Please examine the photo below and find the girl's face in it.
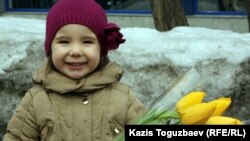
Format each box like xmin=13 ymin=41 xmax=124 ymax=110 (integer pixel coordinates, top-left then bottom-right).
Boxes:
xmin=51 ymin=24 xmax=101 ymax=79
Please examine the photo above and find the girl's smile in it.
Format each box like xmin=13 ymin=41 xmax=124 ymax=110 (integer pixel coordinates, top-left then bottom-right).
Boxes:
xmin=65 ymin=62 xmax=88 ymax=71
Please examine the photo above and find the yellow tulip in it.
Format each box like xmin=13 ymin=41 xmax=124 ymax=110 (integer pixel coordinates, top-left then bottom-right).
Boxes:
xmin=179 ymin=102 xmax=217 ymax=125
xmin=208 ymin=98 xmax=231 ymax=116
xmin=176 ymin=91 xmax=205 ymax=113
xmin=205 ymin=116 xmax=243 ymax=125
xmin=175 ymin=91 xmax=242 ymax=125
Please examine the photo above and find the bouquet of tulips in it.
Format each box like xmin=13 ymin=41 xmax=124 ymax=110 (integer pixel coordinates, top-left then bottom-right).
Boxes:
xmin=114 ymin=91 xmax=243 ymax=141
xmin=136 ymin=68 xmax=243 ymax=125
xmin=114 ymin=68 xmax=243 ymax=141
xmin=135 ymin=91 xmax=242 ymax=125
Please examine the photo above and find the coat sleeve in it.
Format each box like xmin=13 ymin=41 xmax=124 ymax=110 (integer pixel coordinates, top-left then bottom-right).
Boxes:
xmin=3 ymin=90 xmax=39 ymax=141
xmin=126 ymin=89 xmax=147 ymax=124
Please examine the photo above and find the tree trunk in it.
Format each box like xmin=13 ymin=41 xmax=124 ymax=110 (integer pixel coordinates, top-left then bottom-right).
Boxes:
xmin=150 ymin=0 xmax=188 ymax=31
xmin=246 ymin=0 xmax=250 ymax=32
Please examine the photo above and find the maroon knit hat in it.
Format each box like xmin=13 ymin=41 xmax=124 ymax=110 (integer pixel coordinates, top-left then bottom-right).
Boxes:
xmin=45 ymin=0 xmax=125 ymax=57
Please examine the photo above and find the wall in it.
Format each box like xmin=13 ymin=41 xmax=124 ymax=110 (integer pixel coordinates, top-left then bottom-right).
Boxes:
xmin=0 ymin=0 xmax=4 ymax=13
xmin=188 ymin=15 xmax=248 ymax=33
xmin=1 ymin=12 xmax=248 ymax=33
xmin=108 ymin=14 xmax=249 ymax=33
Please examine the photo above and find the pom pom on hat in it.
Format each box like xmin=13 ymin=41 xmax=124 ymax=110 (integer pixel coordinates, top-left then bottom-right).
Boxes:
xmin=45 ymin=0 xmax=125 ymax=57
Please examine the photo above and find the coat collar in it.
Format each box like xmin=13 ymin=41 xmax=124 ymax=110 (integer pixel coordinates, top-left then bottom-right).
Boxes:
xmin=32 ymin=59 xmax=123 ymax=94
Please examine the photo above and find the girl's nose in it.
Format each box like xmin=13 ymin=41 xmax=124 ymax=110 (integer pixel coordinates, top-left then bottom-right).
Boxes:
xmin=69 ymin=44 xmax=82 ymax=57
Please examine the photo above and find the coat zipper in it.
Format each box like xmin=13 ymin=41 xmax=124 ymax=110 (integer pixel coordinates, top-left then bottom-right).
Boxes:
xmin=44 ymin=121 xmax=54 ymax=141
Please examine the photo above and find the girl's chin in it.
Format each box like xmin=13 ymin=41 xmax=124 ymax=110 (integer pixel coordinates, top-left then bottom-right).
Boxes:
xmin=63 ymin=71 xmax=86 ymax=79
xmin=68 ymin=74 xmax=85 ymax=79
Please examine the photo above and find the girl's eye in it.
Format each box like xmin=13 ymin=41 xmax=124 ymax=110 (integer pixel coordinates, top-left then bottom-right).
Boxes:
xmin=58 ymin=40 xmax=69 ymax=44
xmin=83 ymin=40 xmax=93 ymax=44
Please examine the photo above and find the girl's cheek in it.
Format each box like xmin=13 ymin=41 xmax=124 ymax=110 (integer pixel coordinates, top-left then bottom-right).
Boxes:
xmin=53 ymin=45 xmax=68 ymax=52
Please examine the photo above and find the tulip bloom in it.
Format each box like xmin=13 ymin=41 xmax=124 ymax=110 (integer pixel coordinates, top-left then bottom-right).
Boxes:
xmin=176 ymin=91 xmax=205 ymax=113
xmin=205 ymin=116 xmax=243 ymax=125
xmin=208 ymin=98 xmax=231 ymax=116
xmin=179 ymin=102 xmax=217 ymax=125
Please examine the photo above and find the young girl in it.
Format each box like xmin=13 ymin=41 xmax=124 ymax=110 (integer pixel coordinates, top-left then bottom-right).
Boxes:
xmin=3 ymin=0 xmax=146 ymax=140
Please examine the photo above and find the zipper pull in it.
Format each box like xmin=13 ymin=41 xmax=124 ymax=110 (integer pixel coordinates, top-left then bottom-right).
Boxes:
xmin=48 ymin=121 xmax=54 ymax=126
xmin=114 ymin=127 xmax=120 ymax=134
xmin=45 ymin=121 xmax=54 ymax=141
xmin=48 ymin=121 xmax=54 ymax=132
xmin=111 ymin=122 xmax=121 ymax=135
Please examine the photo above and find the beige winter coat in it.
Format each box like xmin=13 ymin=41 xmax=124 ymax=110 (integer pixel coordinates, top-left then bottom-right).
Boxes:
xmin=3 ymin=61 xmax=146 ymax=141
